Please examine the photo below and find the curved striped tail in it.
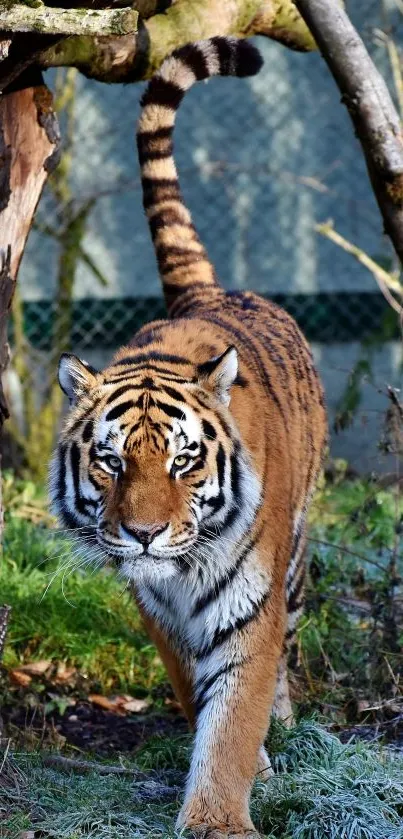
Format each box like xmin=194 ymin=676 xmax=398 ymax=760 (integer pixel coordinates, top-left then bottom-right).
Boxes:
xmin=137 ymin=37 xmax=263 ymax=314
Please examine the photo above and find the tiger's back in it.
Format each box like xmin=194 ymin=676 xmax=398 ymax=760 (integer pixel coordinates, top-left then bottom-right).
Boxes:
xmin=51 ymin=37 xmax=327 ymax=838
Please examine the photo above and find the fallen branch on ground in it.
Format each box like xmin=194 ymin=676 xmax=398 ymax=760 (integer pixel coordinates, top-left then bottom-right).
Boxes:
xmin=41 ymin=753 xmax=148 ymax=776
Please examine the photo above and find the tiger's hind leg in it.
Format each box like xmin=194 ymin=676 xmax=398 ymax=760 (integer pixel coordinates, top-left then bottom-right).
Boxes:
xmin=272 ymin=528 xmax=307 ymax=727
xmin=272 ymin=653 xmax=293 ymax=726
xmin=256 ymin=745 xmax=274 ymax=781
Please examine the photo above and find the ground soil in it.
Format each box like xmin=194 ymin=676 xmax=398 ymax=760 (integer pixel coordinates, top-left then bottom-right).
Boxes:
xmin=2 ymin=698 xmax=189 ymax=755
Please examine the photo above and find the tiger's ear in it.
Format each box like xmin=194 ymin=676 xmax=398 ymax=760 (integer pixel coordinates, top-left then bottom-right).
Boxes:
xmin=58 ymin=353 xmax=98 ymax=405
xmin=197 ymin=346 xmax=238 ymax=406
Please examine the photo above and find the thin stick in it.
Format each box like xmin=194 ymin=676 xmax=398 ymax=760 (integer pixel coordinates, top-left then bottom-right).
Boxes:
xmin=41 ymin=753 xmax=147 ymax=777
xmin=315 ymin=221 xmax=403 ymax=317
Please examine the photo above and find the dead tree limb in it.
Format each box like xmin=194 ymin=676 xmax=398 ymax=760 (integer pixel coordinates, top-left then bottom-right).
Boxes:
xmin=0 ymin=6 xmax=138 ymax=36
xmin=294 ymin=0 xmax=403 ymax=266
xmin=0 ymin=72 xmax=60 ymax=547
xmin=0 ymin=75 xmax=61 ymax=280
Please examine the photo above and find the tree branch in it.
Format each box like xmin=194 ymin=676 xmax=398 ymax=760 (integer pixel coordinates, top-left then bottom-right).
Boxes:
xmin=38 ymin=0 xmax=315 ymax=83
xmin=294 ymin=0 xmax=403 ymax=267
xmin=316 ymin=220 xmax=403 ymax=317
xmin=0 ymin=5 xmax=138 ymax=36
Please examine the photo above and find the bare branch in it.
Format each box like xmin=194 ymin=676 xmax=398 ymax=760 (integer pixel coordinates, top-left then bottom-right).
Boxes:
xmin=294 ymin=0 xmax=403 ymax=267
xmin=316 ymin=220 xmax=403 ymax=317
xmin=0 ymin=5 xmax=138 ymax=36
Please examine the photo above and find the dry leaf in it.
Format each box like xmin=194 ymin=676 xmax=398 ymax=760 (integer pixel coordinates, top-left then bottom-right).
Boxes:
xmin=10 ymin=670 xmax=32 ymax=687
xmin=17 ymin=660 xmax=52 ymax=676
xmin=89 ymin=694 xmax=124 ymax=713
xmin=54 ymin=662 xmax=76 ymax=683
xmin=89 ymin=693 xmax=150 ymax=715
xmin=120 ymin=697 xmax=150 ymax=713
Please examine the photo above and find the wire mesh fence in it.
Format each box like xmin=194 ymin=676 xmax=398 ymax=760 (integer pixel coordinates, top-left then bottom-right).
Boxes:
xmin=6 ymin=0 xmax=403 ymax=475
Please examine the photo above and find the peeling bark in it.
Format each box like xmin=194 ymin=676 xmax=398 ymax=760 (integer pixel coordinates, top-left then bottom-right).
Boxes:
xmin=0 ymin=77 xmax=61 ymax=279
xmin=295 ymin=0 xmax=403 ymax=266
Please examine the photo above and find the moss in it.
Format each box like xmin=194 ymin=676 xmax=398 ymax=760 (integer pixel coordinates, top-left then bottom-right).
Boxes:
xmin=386 ymin=173 xmax=403 ymax=206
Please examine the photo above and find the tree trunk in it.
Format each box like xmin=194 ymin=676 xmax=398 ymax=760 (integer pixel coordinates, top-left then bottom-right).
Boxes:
xmin=0 ymin=74 xmax=61 ymax=708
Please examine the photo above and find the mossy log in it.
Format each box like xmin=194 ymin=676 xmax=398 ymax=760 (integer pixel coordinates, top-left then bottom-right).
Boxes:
xmin=36 ymin=0 xmax=315 ymax=83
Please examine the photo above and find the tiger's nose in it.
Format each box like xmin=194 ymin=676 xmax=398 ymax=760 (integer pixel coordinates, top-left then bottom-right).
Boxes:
xmin=121 ymin=522 xmax=168 ymax=546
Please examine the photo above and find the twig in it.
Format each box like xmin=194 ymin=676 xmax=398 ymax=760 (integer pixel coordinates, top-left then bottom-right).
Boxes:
xmin=308 ymin=537 xmax=387 ymax=573
xmin=315 ymin=220 xmax=403 ymax=317
xmin=294 ymin=0 xmax=403 ymax=267
xmin=41 ymin=753 xmax=147 ymax=776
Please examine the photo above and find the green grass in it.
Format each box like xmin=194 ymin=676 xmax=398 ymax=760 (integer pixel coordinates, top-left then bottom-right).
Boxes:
xmin=2 ymin=721 xmax=403 ymax=839
xmin=2 ymin=516 xmax=165 ymax=694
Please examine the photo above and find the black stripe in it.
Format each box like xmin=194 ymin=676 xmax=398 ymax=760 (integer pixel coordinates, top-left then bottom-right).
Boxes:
xmin=146 ymin=582 xmax=171 ymax=610
xmin=106 ymin=384 xmax=134 ymax=404
xmin=157 ymin=245 xmax=202 ymax=269
xmin=149 ymin=210 xmax=192 ymax=238
xmin=71 ymin=441 xmax=94 ymax=516
xmin=112 ymin=351 xmax=189 ymax=367
xmin=107 ymin=367 xmax=189 ymax=385
xmin=163 ymin=385 xmax=185 ymax=402
xmin=195 ymin=662 xmax=238 ymax=715
xmin=191 ymin=522 xmax=264 ymax=617
xmin=88 ymin=472 xmax=102 ymax=492
xmin=230 ymin=445 xmax=241 ymax=500
xmin=163 ymin=280 xmax=209 ymax=306
xmin=176 ymin=42 xmax=209 ymax=80
xmin=140 ymin=78 xmax=184 ymax=110
xmin=142 ymin=179 xmax=181 ymax=211
xmin=216 ymin=443 xmax=226 ymax=488
xmin=220 ymin=503 xmax=240 ymax=532
xmin=82 ymin=420 xmax=94 ymax=443
xmin=137 ymin=128 xmax=172 ymax=165
xmin=155 ymin=400 xmax=185 ymax=421
xmin=106 ymin=400 xmax=133 ymax=422
xmin=57 ymin=445 xmax=67 ymax=502
xmin=59 ymin=506 xmax=80 ymax=531
xmin=212 ymin=36 xmax=234 ymax=75
xmin=202 ymin=419 xmax=217 ymax=440
xmin=196 ymin=590 xmax=270 ymax=659
xmin=287 ymin=571 xmax=305 ymax=613
xmin=69 ymin=400 xmax=101 ymax=435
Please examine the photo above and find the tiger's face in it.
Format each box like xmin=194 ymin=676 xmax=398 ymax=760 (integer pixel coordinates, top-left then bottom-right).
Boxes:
xmin=50 ymin=347 xmax=260 ymax=582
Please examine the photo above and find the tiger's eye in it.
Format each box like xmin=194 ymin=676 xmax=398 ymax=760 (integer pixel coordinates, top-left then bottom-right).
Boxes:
xmin=104 ymin=455 xmax=122 ymax=471
xmin=174 ymin=454 xmax=189 ymax=468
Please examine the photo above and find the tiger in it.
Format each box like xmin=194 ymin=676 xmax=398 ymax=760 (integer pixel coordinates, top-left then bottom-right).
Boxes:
xmin=50 ymin=37 xmax=327 ymax=839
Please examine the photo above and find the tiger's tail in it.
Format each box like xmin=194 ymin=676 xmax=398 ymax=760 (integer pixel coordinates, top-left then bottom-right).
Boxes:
xmin=137 ymin=37 xmax=263 ymax=315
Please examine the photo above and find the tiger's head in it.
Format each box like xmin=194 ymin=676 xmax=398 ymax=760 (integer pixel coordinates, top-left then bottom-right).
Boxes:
xmin=49 ymin=346 xmax=260 ymax=583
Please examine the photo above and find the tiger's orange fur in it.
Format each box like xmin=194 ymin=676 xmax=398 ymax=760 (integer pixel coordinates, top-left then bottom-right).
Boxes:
xmin=51 ymin=38 xmax=327 ymax=838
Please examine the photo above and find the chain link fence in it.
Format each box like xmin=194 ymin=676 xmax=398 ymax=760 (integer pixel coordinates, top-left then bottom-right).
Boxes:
xmin=6 ymin=0 xmax=403 ymax=475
